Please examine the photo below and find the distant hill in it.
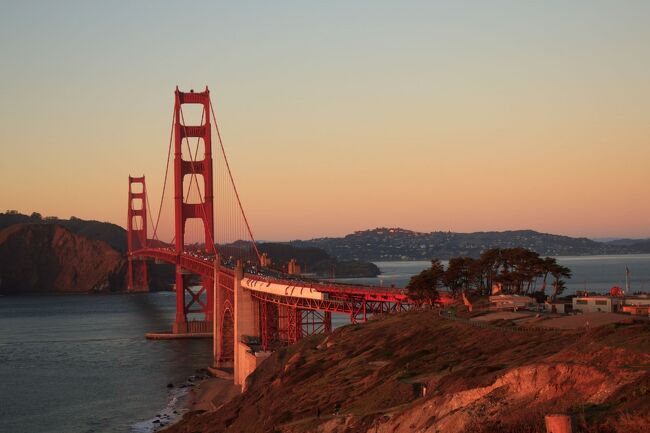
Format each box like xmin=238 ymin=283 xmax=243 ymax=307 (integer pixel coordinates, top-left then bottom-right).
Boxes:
xmin=257 ymin=242 xmax=380 ymax=278
xmin=603 ymin=238 xmax=650 ymax=248
xmin=291 ymin=227 xmax=650 ymax=261
xmin=0 ymin=211 xmax=127 ymax=252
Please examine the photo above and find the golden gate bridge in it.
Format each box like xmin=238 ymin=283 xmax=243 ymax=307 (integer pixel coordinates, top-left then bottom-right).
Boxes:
xmin=126 ymin=87 xmax=411 ymax=387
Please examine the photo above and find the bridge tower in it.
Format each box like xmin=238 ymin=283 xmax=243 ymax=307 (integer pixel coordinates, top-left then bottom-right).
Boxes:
xmin=173 ymin=87 xmax=215 ymax=333
xmin=127 ymin=176 xmax=149 ymax=291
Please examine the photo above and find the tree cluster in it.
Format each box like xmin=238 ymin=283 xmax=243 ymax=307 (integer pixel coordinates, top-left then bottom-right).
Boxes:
xmin=407 ymin=247 xmax=571 ymax=303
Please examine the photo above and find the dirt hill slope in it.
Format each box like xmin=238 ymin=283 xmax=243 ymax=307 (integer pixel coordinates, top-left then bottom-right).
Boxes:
xmin=164 ymin=311 xmax=650 ymax=433
xmin=0 ymin=223 xmax=126 ymax=293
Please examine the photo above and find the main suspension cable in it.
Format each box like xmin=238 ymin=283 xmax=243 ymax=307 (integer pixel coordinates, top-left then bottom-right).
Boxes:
xmin=150 ymin=107 xmax=176 ymax=243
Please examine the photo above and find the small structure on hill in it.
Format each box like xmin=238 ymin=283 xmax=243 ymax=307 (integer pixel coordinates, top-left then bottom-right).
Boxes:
xmin=621 ymin=304 xmax=650 ymax=316
xmin=572 ymin=295 xmax=623 ymax=313
xmin=489 ymin=295 xmax=535 ymax=311
xmin=621 ymin=295 xmax=650 ymax=316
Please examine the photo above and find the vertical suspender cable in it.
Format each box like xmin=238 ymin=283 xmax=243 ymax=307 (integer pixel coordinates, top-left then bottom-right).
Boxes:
xmin=209 ymin=98 xmax=262 ymax=263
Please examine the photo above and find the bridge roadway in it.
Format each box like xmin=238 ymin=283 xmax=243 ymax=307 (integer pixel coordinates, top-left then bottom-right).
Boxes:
xmin=131 ymin=247 xmax=410 ymax=318
xmin=132 ymin=247 xmax=411 ymax=388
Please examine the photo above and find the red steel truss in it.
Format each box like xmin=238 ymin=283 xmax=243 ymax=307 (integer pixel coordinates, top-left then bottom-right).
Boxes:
xmin=249 ymin=290 xmax=408 ymax=324
xmin=302 ymin=310 xmax=331 ymax=336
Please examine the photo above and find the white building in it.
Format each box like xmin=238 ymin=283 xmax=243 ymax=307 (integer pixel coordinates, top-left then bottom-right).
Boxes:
xmin=572 ymin=296 xmax=623 ymax=313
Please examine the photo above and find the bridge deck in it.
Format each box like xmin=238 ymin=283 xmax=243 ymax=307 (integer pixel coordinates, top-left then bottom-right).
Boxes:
xmin=131 ymin=247 xmax=409 ymax=302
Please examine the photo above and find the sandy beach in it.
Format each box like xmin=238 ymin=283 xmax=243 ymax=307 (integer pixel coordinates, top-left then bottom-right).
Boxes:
xmin=184 ymin=376 xmax=239 ymax=412
xmin=153 ymin=375 xmax=239 ymax=433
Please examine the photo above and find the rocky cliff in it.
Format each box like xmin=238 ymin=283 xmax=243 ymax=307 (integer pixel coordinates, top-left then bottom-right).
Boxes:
xmin=0 ymin=224 xmax=126 ymax=293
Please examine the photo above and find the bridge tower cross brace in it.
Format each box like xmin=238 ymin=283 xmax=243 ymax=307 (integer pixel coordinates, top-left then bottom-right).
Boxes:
xmin=127 ymin=176 xmax=149 ymax=291
xmin=173 ymin=87 xmax=215 ymax=332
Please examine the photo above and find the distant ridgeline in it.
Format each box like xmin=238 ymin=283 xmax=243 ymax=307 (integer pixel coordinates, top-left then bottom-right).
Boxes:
xmin=0 ymin=212 xmax=379 ymax=294
xmin=0 ymin=211 xmax=128 ymax=252
xmin=291 ymin=227 xmax=650 ymax=261
xmin=3 ymin=213 xmax=649 ymax=293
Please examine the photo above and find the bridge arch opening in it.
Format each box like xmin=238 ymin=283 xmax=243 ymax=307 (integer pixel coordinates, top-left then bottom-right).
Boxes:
xmin=181 ymin=137 xmax=205 ymax=162
xmin=179 ymin=102 xmax=206 ymax=127
xmin=182 ymin=173 xmax=205 ymax=204
xmin=183 ymin=217 xmax=209 ymax=250
xmin=131 ymin=197 xmax=143 ymax=211
xmin=221 ymin=302 xmax=234 ymax=363
xmin=130 ymin=182 xmax=143 ymax=194
xmin=131 ymin=215 xmax=144 ymax=230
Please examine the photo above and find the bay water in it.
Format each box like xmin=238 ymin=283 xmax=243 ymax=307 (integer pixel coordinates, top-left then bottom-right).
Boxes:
xmin=335 ymin=254 xmax=650 ymax=294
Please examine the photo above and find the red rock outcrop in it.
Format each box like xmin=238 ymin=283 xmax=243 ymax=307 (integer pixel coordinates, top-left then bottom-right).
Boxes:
xmin=0 ymin=223 xmax=126 ymax=293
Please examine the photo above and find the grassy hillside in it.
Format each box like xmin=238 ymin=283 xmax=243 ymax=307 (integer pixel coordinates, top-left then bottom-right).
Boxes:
xmin=165 ymin=311 xmax=650 ymax=433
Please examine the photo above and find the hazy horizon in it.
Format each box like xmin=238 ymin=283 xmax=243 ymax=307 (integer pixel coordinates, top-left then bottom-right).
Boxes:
xmin=2 ymin=1 xmax=650 ymax=240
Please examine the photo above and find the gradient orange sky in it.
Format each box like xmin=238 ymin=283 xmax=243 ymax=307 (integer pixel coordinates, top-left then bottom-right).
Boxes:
xmin=1 ymin=1 xmax=649 ymax=241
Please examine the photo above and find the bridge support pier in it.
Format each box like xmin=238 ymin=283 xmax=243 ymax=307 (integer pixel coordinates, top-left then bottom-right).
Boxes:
xmin=214 ymin=261 xmax=233 ymax=368
xmin=233 ymin=261 xmax=270 ymax=390
xmin=127 ymin=260 xmax=149 ymax=292
xmin=173 ymin=270 xmax=189 ymax=334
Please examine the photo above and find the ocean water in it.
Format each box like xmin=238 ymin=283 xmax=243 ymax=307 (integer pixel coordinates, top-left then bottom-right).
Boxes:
xmin=2 ymin=255 xmax=649 ymax=433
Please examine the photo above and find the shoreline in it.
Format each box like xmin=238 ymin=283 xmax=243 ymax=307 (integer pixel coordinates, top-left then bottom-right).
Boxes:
xmin=147 ymin=373 xmax=238 ymax=433
xmin=182 ymin=374 xmax=239 ymax=413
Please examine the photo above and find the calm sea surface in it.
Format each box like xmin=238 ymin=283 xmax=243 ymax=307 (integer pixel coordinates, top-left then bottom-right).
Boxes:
xmin=2 ymin=254 xmax=649 ymax=433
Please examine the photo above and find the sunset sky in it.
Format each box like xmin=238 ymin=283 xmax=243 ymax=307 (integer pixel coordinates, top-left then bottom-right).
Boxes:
xmin=1 ymin=1 xmax=649 ymax=241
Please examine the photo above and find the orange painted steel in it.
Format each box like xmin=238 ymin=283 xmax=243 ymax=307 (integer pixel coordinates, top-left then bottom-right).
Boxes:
xmin=173 ymin=87 xmax=215 ymax=328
